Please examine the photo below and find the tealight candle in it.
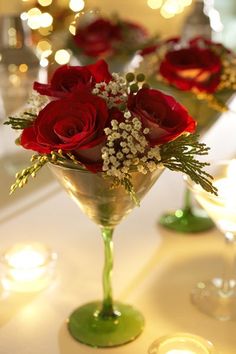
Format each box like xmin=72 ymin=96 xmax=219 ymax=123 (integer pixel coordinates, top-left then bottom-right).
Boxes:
xmin=1 ymin=243 xmax=57 ymax=292
xmin=148 ymin=333 xmax=217 ymax=354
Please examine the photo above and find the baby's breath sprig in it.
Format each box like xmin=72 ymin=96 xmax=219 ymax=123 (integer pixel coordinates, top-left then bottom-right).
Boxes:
xmin=92 ymin=71 xmax=148 ymax=111
xmin=159 ymin=134 xmax=217 ymax=195
xmin=10 ymin=154 xmax=48 ymax=194
xmin=101 ymin=109 xmax=163 ymax=203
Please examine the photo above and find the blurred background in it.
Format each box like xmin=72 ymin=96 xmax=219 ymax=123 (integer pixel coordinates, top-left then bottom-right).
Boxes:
xmin=0 ymin=0 xmax=236 ymax=119
xmin=0 ymin=0 xmax=236 ymax=71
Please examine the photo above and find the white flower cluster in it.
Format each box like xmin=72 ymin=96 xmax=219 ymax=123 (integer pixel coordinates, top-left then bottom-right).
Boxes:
xmin=14 ymin=91 xmax=49 ymax=120
xmin=101 ymin=110 xmax=163 ymax=180
xmin=92 ymin=73 xmax=128 ymax=108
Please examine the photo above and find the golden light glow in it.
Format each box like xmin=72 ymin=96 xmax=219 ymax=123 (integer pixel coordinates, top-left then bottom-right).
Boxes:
xmin=38 ymin=0 xmax=53 ymax=6
xmin=40 ymin=58 xmax=49 ymax=67
xmin=40 ymin=12 xmax=53 ymax=28
xmin=37 ymin=39 xmax=52 ymax=51
xmin=147 ymin=0 xmax=163 ymax=10
xmin=147 ymin=0 xmax=192 ymax=18
xmin=69 ymin=21 xmax=76 ymax=35
xmin=27 ymin=8 xmax=42 ymax=29
xmin=8 ymin=64 xmax=17 ymax=73
xmin=19 ymin=64 xmax=29 ymax=73
xmin=2 ymin=243 xmax=57 ymax=292
xmin=69 ymin=0 xmax=85 ymax=12
xmin=55 ymin=49 xmax=71 ymax=64
xmin=27 ymin=7 xmax=41 ymax=17
xmin=20 ymin=12 xmax=28 ymax=21
xmin=38 ymin=26 xmax=53 ymax=36
xmin=37 ymin=40 xmax=52 ymax=59
xmin=9 ymin=74 xmax=21 ymax=86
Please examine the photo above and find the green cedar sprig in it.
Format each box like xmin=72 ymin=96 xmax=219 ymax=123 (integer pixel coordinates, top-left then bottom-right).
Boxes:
xmin=121 ymin=177 xmax=140 ymax=206
xmin=160 ymin=133 xmax=217 ymax=195
xmin=4 ymin=112 xmax=36 ymax=130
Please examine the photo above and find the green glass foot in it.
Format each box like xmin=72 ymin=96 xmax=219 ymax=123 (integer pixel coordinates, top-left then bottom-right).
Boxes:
xmin=68 ymin=301 xmax=144 ymax=347
xmin=159 ymin=208 xmax=215 ymax=233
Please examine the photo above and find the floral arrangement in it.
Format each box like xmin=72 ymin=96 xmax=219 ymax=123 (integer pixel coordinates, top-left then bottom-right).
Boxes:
xmin=70 ymin=12 xmax=153 ymax=61
xmin=138 ymin=36 xmax=236 ymax=112
xmin=5 ymin=59 xmax=216 ymax=200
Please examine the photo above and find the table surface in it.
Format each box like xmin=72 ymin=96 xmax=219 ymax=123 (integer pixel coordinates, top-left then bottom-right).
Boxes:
xmin=1 ymin=100 xmax=236 ymax=354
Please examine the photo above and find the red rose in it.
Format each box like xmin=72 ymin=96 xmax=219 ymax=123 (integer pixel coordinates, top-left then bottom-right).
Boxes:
xmin=128 ymin=88 xmax=196 ymax=146
xmin=74 ymin=18 xmax=121 ymax=57
xmin=33 ymin=60 xmax=112 ymax=98
xmin=20 ymin=91 xmax=110 ymax=172
xmin=159 ymin=46 xmax=222 ymax=93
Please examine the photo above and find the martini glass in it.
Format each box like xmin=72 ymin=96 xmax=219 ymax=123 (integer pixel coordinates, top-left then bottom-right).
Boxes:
xmin=49 ymin=162 xmax=163 ymax=347
xmin=185 ymin=159 xmax=236 ymax=320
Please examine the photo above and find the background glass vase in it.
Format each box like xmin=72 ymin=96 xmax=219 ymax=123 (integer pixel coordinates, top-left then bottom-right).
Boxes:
xmin=149 ymin=80 xmax=233 ymax=233
xmin=0 ymin=15 xmax=46 ymax=176
xmin=49 ymin=162 xmax=163 ymax=347
xmin=0 ymin=15 xmax=40 ymax=118
xmin=74 ymin=52 xmax=135 ymax=74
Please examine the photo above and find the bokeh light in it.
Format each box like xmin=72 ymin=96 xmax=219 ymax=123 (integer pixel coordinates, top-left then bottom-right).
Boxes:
xmin=147 ymin=0 xmax=163 ymax=10
xmin=38 ymin=0 xmax=53 ymax=6
xmin=69 ymin=0 xmax=85 ymax=12
xmin=147 ymin=0 xmax=192 ymax=18
xmin=54 ymin=49 xmax=71 ymax=64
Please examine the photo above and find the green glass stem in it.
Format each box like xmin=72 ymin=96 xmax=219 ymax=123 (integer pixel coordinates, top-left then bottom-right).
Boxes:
xmin=182 ymin=188 xmax=193 ymax=214
xmin=100 ymin=226 xmax=116 ymax=318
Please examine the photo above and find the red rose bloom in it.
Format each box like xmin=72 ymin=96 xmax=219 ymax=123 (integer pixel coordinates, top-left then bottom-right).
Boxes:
xmin=128 ymin=88 xmax=196 ymax=146
xmin=159 ymin=46 xmax=222 ymax=94
xmin=74 ymin=18 xmax=121 ymax=57
xmin=20 ymin=91 xmax=110 ymax=171
xmin=33 ymin=60 xmax=112 ymax=98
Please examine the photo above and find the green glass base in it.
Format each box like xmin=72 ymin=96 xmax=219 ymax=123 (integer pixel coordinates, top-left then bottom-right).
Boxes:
xmin=159 ymin=208 xmax=215 ymax=233
xmin=68 ymin=301 xmax=144 ymax=347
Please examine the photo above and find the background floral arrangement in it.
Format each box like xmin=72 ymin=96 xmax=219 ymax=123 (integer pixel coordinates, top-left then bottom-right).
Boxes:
xmin=69 ymin=11 xmax=155 ymax=63
xmin=138 ymin=36 xmax=236 ymax=113
xmin=5 ymin=59 xmax=216 ymax=200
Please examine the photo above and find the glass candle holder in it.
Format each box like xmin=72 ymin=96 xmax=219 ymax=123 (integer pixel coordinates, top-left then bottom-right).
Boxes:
xmin=1 ymin=242 xmax=57 ymax=292
xmin=148 ymin=333 xmax=217 ymax=354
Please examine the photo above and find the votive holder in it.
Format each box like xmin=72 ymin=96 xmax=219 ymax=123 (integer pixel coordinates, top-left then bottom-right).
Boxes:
xmin=148 ymin=332 xmax=217 ymax=354
xmin=1 ymin=242 xmax=57 ymax=292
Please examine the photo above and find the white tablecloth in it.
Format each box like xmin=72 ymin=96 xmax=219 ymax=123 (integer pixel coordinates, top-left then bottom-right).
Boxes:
xmin=1 ymin=101 xmax=236 ymax=354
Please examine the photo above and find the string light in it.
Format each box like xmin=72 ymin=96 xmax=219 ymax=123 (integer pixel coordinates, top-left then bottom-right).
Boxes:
xmin=147 ymin=0 xmax=192 ymax=18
